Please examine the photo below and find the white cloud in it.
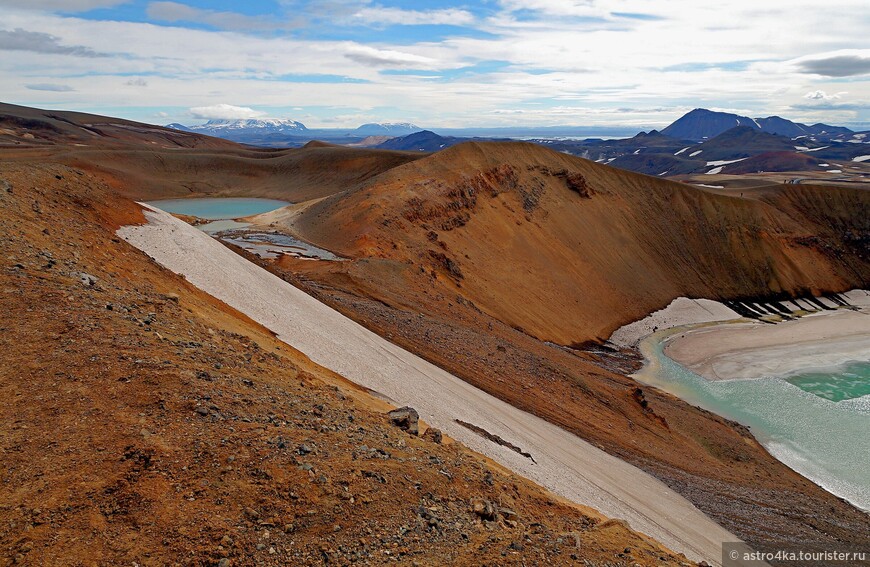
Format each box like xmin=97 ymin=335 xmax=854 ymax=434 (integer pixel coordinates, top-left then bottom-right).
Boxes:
xmin=352 ymin=7 xmax=475 ymax=26
xmin=1 ymin=1 xmax=869 ymax=127
xmin=497 ymin=0 xmax=607 ymax=18
xmin=145 ymin=2 xmax=291 ymax=31
xmin=790 ymin=50 xmax=870 ymax=77
xmin=0 ymin=28 xmax=110 ymax=57
xmin=344 ymin=45 xmax=439 ymax=68
xmin=803 ymin=90 xmax=844 ymax=101
xmin=0 ymin=0 xmax=127 ymax=11
xmin=25 ymin=82 xmax=74 ymax=91
xmin=189 ymin=104 xmax=266 ymax=120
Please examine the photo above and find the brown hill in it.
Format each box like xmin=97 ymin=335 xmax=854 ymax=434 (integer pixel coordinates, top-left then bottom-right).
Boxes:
xmin=260 ymin=141 xmax=870 ymax=552
xmin=3 ymin=105 xmax=869 ymax=559
xmin=1 ymin=102 xmax=424 ymax=202
xmin=0 ymin=101 xmax=240 ymax=150
xmin=726 ymin=151 xmax=822 ymax=174
xmin=0 ymin=157 xmax=685 ymax=563
xmin=289 ymin=141 xmax=869 ymax=345
xmin=59 ymin=143 xmax=424 ymax=202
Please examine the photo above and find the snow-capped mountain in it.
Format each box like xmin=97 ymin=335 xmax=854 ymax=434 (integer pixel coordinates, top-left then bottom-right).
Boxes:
xmin=354 ymin=122 xmax=420 ymax=136
xmin=180 ymin=118 xmax=309 ymax=135
xmin=165 ymin=122 xmax=193 ymax=132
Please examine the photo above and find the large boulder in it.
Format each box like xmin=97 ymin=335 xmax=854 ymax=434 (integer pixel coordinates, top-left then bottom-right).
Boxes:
xmin=387 ymin=406 xmax=419 ymax=435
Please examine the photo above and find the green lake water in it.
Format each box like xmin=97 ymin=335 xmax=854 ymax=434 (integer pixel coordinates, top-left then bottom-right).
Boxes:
xmin=785 ymin=362 xmax=870 ymax=402
xmin=635 ymin=328 xmax=870 ymax=512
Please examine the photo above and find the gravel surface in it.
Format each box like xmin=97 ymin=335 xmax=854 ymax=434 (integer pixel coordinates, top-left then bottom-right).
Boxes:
xmin=120 ymin=205 xmax=740 ymax=565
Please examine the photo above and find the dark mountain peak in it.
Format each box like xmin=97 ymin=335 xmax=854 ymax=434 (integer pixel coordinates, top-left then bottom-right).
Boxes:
xmin=713 ymin=125 xmax=767 ymax=138
xmin=708 ymin=125 xmax=791 ymax=144
xmin=754 ymin=116 xmax=809 ymax=137
xmin=662 ymin=108 xmax=759 ymax=141
xmin=697 ymin=126 xmax=793 ymax=158
xmin=375 ymin=130 xmax=458 ymax=152
xmin=634 ymin=129 xmax=666 ymax=138
xmin=807 ymin=123 xmax=853 ymax=135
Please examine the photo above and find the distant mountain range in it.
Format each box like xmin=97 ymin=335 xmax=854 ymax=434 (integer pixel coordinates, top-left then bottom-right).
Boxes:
xmin=167 ymin=118 xmax=308 ymax=137
xmin=354 ymin=123 xmax=420 ymax=136
xmin=165 ymin=119 xmax=420 ymax=145
xmin=161 ymin=109 xmax=869 ymax=178
xmin=661 ymin=108 xmax=855 ymax=142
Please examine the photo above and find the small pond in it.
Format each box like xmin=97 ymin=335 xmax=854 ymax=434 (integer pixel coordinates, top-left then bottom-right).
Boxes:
xmin=146 ymin=197 xmax=340 ymax=261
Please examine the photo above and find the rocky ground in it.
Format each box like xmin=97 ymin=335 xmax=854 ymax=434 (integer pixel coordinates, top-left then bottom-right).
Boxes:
xmin=261 ymin=253 xmax=870 ymax=554
xmin=0 ymin=163 xmax=693 ymax=565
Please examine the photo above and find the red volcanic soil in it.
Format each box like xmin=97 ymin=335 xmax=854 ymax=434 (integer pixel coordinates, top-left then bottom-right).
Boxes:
xmin=3 ymin=103 xmax=868 ymax=561
xmin=289 ymin=141 xmax=869 ymax=345
xmin=255 ymin=140 xmax=870 ymax=551
xmin=0 ymin=159 xmax=685 ymax=562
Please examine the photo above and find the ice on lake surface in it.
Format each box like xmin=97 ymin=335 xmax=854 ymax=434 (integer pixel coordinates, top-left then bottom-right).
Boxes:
xmin=222 ymin=231 xmax=341 ymax=261
xmin=635 ymin=332 xmax=870 ymax=512
xmin=146 ymin=197 xmax=340 ymax=261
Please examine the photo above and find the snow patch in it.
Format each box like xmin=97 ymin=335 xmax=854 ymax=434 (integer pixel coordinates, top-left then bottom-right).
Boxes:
xmin=705 ymin=166 xmax=724 ymax=175
xmin=706 ymin=157 xmax=748 ymax=167
xmin=852 ymin=155 xmax=870 ymax=162
xmin=694 ymin=184 xmax=724 ymax=189
xmin=674 ymin=147 xmax=690 ymax=156
xmin=827 ymin=170 xmax=842 ymax=173
xmin=689 ymin=150 xmax=703 ymax=157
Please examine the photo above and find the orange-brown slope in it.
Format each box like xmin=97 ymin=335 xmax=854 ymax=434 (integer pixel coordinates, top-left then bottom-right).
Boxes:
xmin=0 ymin=101 xmax=240 ymax=150
xmin=53 ymin=143 xmax=424 ymax=202
xmin=265 ymin=141 xmax=870 ymax=550
xmin=0 ymin=102 xmax=424 ymax=203
xmin=0 ymin=160 xmax=685 ymax=565
xmin=290 ymin=141 xmax=869 ymax=345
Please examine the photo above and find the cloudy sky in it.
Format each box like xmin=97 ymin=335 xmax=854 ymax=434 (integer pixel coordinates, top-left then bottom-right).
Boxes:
xmin=1 ymin=0 xmax=868 ymax=129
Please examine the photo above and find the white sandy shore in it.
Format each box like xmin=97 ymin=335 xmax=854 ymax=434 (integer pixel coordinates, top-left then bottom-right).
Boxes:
xmin=609 ymin=298 xmax=741 ymax=348
xmin=664 ymin=308 xmax=870 ymax=381
xmin=120 ymin=206 xmax=739 ymax=565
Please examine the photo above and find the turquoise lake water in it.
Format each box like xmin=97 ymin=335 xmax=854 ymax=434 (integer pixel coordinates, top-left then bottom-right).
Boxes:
xmin=786 ymin=362 xmax=870 ymax=402
xmin=146 ymin=197 xmax=290 ymax=220
xmin=635 ymin=329 xmax=870 ymax=512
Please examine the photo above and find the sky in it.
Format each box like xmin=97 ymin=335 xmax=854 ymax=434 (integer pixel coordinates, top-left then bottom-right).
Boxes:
xmin=0 ymin=0 xmax=868 ymax=129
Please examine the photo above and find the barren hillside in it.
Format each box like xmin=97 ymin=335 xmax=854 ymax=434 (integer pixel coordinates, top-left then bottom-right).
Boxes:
xmin=287 ymin=141 xmax=869 ymax=345
xmin=0 ymin=161 xmax=684 ymax=565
